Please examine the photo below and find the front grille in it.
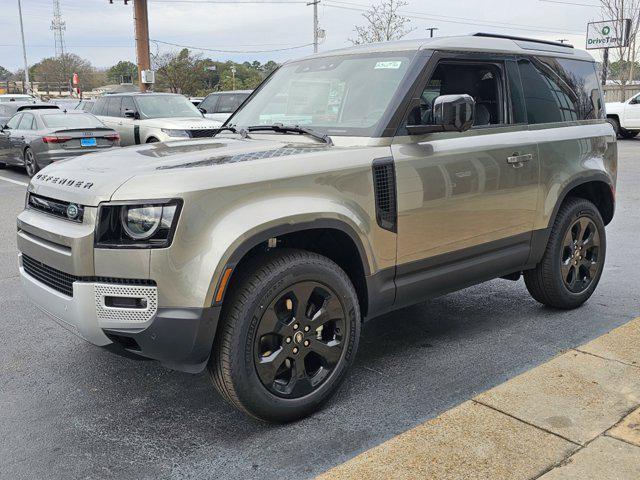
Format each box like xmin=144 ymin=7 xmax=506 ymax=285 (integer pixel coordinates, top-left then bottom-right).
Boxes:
xmin=27 ymin=193 xmax=84 ymax=223
xmin=22 ymin=254 xmax=77 ymax=296
xmin=188 ymin=129 xmax=217 ymax=138
xmin=22 ymin=254 xmax=155 ymax=298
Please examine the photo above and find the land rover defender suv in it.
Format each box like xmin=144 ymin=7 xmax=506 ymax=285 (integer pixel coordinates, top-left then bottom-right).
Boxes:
xmin=18 ymin=34 xmax=616 ymax=422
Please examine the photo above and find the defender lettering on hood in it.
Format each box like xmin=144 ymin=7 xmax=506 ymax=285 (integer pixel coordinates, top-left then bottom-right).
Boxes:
xmin=34 ymin=173 xmax=94 ymax=189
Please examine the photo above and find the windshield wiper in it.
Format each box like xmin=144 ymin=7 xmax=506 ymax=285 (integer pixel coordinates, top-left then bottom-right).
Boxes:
xmin=212 ymin=125 xmax=250 ymax=138
xmin=246 ymin=123 xmax=333 ymax=145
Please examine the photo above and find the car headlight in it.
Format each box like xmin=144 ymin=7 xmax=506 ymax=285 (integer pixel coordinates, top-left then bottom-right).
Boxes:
xmin=161 ymin=128 xmax=190 ymax=138
xmin=95 ymin=200 xmax=182 ymax=248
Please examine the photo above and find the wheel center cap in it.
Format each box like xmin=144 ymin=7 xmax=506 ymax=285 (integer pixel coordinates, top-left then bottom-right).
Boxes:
xmin=294 ymin=331 xmax=304 ymax=345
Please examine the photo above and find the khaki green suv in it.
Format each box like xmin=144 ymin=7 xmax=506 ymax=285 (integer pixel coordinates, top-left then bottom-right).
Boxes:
xmin=17 ymin=34 xmax=616 ymax=422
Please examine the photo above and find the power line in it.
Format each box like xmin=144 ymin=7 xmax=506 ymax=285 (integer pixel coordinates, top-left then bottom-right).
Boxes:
xmin=149 ymin=0 xmax=308 ymax=3
xmin=150 ymin=38 xmax=314 ymax=53
xmin=538 ymin=0 xmax=600 ymax=7
xmin=324 ymin=0 xmax=585 ymax=35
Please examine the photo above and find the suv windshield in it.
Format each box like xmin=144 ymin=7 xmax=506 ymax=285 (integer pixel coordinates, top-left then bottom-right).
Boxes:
xmin=135 ymin=95 xmax=203 ymax=119
xmin=230 ymin=52 xmax=415 ymax=136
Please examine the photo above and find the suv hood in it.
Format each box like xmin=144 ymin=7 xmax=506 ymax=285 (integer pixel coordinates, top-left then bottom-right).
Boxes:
xmin=140 ymin=117 xmax=223 ymax=129
xmin=27 ymin=137 xmax=333 ymax=206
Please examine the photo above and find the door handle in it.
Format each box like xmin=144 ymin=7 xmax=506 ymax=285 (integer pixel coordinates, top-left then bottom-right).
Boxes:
xmin=507 ymin=153 xmax=533 ymax=167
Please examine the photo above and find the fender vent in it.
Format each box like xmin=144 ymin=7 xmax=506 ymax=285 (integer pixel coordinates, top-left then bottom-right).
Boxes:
xmin=372 ymin=157 xmax=397 ymax=233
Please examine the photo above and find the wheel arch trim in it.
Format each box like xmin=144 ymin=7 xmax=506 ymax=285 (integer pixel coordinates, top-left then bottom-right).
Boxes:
xmin=208 ymin=217 xmax=374 ymax=307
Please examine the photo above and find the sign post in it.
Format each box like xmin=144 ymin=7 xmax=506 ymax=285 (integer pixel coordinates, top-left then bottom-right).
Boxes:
xmin=586 ymin=19 xmax=632 ymax=86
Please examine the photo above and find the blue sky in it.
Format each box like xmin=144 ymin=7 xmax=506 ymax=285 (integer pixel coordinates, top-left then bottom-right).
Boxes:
xmin=1 ymin=0 xmax=604 ymax=72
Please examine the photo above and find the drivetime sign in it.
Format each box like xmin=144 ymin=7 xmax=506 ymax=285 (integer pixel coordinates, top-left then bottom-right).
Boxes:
xmin=586 ymin=19 xmax=632 ymax=50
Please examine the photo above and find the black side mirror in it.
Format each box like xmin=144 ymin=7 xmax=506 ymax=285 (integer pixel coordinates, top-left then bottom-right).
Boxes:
xmin=407 ymin=94 xmax=475 ymax=135
xmin=124 ymin=110 xmax=137 ymax=119
xmin=198 ymin=107 xmax=207 ymax=114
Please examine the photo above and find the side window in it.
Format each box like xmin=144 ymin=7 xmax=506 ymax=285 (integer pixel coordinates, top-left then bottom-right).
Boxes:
xmin=199 ymin=94 xmax=218 ymax=113
xmin=121 ymin=97 xmax=136 ymax=117
xmin=412 ymin=62 xmax=505 ymax=127
xmin=216 ymin=94 xmax=238 ymax=113
xmin=106 ymin=97 xmax=122 ymax=117
xmin=93 ymin=98 xmax=107 ymax=116
xmin=537 ymin=57 xmax=603 ymax=120
xmin=518 ymin=58 xmax=593 ymax=124
xmin=18 ymin=113 xmax=34 ymax=130
xmin=506 ymin=61 xmax=527 ymax=124
xmin=6 ymin=114 xmax=22 ymax=129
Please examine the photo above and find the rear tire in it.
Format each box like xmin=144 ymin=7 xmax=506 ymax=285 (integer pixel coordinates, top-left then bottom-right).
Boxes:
xmin=607 ymin=117 xmax=620 ymax=136
xmin=208 ymin=249 xmax=361 ymax=423
xmin=24 ymin=148 xmax=40 ymax=178
xmin=146 ymin=137 xmax=159 ymax=143
xmin=524 ymin=198 xmax=606 ymax=309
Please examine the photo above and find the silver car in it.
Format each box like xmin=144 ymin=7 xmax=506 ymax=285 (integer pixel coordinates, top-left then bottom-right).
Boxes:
xmin=0 ymin=110 xmax=120 ymax=177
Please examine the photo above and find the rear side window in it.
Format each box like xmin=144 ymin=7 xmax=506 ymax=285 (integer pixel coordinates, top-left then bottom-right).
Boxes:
xmin=518 ymin=57 xmax=602 ymax=124
xmin=539 ymin=57 xmax=603 ymax=120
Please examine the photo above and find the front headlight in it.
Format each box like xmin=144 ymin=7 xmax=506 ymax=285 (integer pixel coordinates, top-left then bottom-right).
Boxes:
xmin=161 ymin=128 xmax=190 ymax=138
xmin=95 ymin=200 xmax=181 ymax=248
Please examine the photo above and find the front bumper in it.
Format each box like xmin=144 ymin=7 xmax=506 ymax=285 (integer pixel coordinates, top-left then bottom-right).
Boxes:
xmin=20 ymin=258 xmax=220 ymax=373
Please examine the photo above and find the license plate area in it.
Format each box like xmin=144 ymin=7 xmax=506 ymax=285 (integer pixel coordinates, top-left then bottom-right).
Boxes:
xmin=80 ymin=137 xmax=97 ymax=147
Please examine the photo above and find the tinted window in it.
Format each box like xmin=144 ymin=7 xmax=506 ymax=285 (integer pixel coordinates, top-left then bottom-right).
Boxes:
xmin=135 ymin=95 xmax=202 ymax=119
xmin=538 ymin=57 xmax=603 ymax=120
xmin=518 ymin=57 xmax=601 ymax=124
xmin=106 ymin=97 xmax=122 ymax=117
xmin=6 ymin=114 xmax=22 ymax=129
xmin=93 ymin=97 xmax=108 ymax=116
xmin=18 ymin=113 xmax=34 ymax=130
xmin=41 ymin=113 xmax=104 ymax=129
xmin=121 ymin=96 xmax=136 ymax=116
xmin=199 ymin=94 xmax=218 ymax=113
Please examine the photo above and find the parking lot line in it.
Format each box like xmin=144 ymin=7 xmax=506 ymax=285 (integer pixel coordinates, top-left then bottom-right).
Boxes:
xmin=0 ymin=175 xmax=28 ymax=187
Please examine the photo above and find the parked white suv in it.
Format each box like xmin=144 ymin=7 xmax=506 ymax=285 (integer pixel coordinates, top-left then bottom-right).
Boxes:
xmin=606 ymin=92 xmax=640 ymax=139
xmin=93 ymin=93 xmax=222 ymax=146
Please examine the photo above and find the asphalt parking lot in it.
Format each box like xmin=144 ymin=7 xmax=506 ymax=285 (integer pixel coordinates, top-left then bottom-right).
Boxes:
xmin=1 ymin=141 xmax=639 ymax=480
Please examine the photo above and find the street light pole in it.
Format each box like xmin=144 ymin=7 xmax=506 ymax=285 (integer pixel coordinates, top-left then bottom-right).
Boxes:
xmin=17 ymin=0 xmax=30 ymax=94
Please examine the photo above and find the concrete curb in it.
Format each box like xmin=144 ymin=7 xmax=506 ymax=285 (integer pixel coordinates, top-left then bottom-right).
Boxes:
xmin=318 ymin=317 xmax=640 ymax=480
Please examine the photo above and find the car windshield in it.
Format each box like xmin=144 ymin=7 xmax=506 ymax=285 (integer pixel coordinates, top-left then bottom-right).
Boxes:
xmin=41 ymin=113 xmax=105 ymax=129
xmin=230 ymin=52 xmax=415 ymax=136
xmin=135 ymin=95 xmax=203 ymax=119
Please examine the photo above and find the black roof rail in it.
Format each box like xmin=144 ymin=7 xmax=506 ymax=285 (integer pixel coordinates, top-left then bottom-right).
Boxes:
xmin=473 ymin=32 xmax=574 ymax=49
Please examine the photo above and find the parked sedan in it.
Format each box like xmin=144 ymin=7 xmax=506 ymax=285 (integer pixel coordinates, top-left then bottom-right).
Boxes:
xmin=0 ymin=110 xmax=120 ymax=177
xmin=0 ymin=102 xmax=59 ymax=126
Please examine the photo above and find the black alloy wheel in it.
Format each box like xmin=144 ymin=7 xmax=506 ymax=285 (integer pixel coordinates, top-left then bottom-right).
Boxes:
xmin=560 ymin=216 xmax=601 ymax=294
xmin=254 ymin=281 xmax=347 ymax=398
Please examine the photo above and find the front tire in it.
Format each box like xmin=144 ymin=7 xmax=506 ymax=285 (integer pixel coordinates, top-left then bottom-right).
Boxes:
xmin=209 ymin=249 xmax=361 ymax=423
xmin=607 ymin=117 xmax=620 ymax=136
xmin=24 ymin=148 xmax=40 ymax=178
xmin=524 ymin=197 xmax=606 ymax=309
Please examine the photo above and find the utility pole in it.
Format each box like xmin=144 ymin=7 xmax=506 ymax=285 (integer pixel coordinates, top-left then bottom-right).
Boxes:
xmin=133 ymin=0 xmax=151 ymax=92
xmin=426 ymin=27 xmax=438 ymax=38
xmin=308 ymin=0 xmax=320 ymax=53
xmin=17 ymin=0 xmax=30 ymax=94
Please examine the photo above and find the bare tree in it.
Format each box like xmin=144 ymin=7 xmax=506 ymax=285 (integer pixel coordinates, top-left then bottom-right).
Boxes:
xmin=600 ymin=0 xmax=640 ymax=99
xmin=349 ymin=0 xmax=415 ymax=45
